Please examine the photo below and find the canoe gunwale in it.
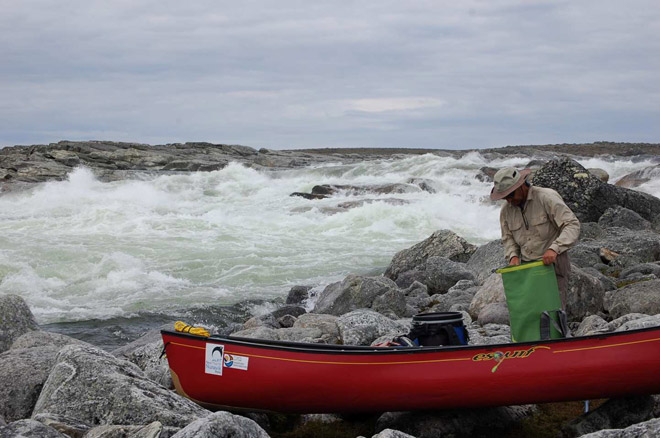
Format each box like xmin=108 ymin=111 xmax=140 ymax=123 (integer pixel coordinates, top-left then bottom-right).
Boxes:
xmin=161 ymin=324 xmax=660 ymax=356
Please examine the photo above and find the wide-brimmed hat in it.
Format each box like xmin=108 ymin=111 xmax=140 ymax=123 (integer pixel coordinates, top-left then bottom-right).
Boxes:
xmin=490 ymin=167 xmax=531 ymax=201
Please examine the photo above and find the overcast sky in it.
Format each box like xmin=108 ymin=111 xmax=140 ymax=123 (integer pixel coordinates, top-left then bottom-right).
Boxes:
xmin=2 ymin=1 xmax=659 ymax=149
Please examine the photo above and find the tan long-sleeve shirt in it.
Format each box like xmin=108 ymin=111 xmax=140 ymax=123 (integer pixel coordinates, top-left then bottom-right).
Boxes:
xmin=500 ymin=186 xmax=580 ymax=262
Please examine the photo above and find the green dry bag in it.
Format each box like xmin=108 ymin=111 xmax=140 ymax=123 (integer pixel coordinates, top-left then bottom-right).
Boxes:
xmin=497 ymin=261 xmax=564 ymax=342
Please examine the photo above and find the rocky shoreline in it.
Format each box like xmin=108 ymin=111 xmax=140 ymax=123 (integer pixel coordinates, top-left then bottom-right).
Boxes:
xmin=1 ymin=145 xmax=660 ymax=437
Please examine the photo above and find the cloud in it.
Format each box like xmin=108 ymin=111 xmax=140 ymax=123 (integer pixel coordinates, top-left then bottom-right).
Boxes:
xmin=1 ymin=0 xmax=659 ymax=149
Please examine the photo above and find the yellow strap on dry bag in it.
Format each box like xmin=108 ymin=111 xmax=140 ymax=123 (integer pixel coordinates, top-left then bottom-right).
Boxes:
xmin=174 ymin=321 xmax=210 ymax=337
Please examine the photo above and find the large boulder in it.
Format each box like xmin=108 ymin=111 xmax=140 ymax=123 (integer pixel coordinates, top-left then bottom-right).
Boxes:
xmin=0 ymin=294 xmax=39 ymax=353
xmin=566 ymin=265 xmax=610 ymax=322
xmin=561 ymin=396 xmax=656 ymax=438
xmin=427 ymin=282 xmax=479 ymax=314
xmin=384 ymin=230 xmax=477 ymax=281
xmin=293 ymin=313 xmax=340 ymax=344
xmin=468 ymin=273 xmax=505 ymax=320
xmin=422 ymin=257 xmax=476 ymax=295
xmin=466 ymin=239 xmax=507 ymax=285
xmin=375 ymin=405 xmax=536 ymax=438
xmin=577 ymin=418 xmax=660 ymax=438
xmin=170 ymin=411 xmax=269 ymax=438
xmin=336 ymin=309 xmax=407 ymax=346
xmin=313 ymin=275 xmax=398 ymax=316
xmin=615 ymin=164 xmax=660 ymax=188
xmin=531 ymin=157 xmax=660 ymax=223
xmin=598 ymin=206 xmax=652 ymax=231
xmin=32 ymin=344 xmax=208 ymax=430
xmin=604 ymin=279 xmax=660 ymax=319
xmin=0 ymin=346 xmax=62 ymax=422
xmin=0 ymin=419 xmax=66 ymax=437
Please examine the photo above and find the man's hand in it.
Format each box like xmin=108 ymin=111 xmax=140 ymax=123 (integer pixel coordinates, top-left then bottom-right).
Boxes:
xmin=542 ymin=249 xmax=558 ymax=265
xmin=509 ymin=256 xmax=521 ymax=266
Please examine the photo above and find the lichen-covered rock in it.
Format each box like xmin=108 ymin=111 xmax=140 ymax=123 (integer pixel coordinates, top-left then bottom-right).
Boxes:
xmin=371 ymin=429 xmax=416 ymax=438
xmin=32 ymin=344 xmax=208 ymax=429
xmin=604 ymin=280 xmax=660 ymax=319
xmin=0 ymin=294 xmax=39 ymax=353
xmin=170 ymin=411 xmax=269 ymax=438
xmin=0 ymin=419 xmax=66 ymax=437
xmin=337 ymin=309 xmax=407 ymax=346
xmin=384 ymin=230 xmax=477 ymax=281
xmin=112 ymin=324 xmax=174 ymax=388
xmin=606 ymin=313 xmax=650 ymax=331
xmin=532 ymin=157 xmax=660 ymax=223
xmin=313 ymin=275 xmax=399 ymax=316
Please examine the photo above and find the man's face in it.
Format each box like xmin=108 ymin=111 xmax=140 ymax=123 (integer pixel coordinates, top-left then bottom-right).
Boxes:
xmin=505 ymin=186 xmax=525 ymax=206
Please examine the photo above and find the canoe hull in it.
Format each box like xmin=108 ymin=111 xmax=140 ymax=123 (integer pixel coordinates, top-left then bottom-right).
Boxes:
xmin=161 ymin=326 xmax=660 ymax=413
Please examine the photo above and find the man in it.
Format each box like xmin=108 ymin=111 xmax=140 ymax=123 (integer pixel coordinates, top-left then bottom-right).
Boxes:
xmin=490 ymin=167 xmax=580 ymax=307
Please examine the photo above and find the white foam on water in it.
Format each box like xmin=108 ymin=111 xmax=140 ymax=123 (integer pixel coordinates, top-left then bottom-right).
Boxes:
xmin=1 ymin=154 xmax=658 ymax=324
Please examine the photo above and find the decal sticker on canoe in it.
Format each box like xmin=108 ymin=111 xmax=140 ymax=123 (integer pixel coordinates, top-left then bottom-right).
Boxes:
xmin=471 ymin=346 xmax=550 ymax=372
xmin=205 ymin=343 xmax=224 ymax=376
xmin=224 ymin=353 xmax=249 ymax=370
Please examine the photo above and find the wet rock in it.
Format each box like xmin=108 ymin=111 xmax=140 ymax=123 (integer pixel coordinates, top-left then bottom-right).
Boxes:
xmin=615 ymin=164 xmax=660 ymax=188
xmin=598 ymin=206 xmax=652 ymax=231
xmin=466 ymin=239 xmax=507 ymax=285
xmin=406 ymin=177 xmax=437 ymax=193
xmin=311 ymin=183 xmax=421 ymax=197
xmin=290 ymin=192 xmax=328 ymax=200
xmin=270 ymin=305 xmax=306 ymax=321
xmin=277 ymin=314 xmax=297 ymax=328
xmin=337 ymin=309 xmax=407 ymax=346
xmin=243 ymin=314 xmax=279 ymax=330
xmin=170 ymin=411 xmax=269 ymax=438
xmin=531 ymin=157 xmax=660 ymax=223
xmin=384 ymin=230 xmax=477 ymax=281
xmin=0 ymin=419 xmax=66 ymax=437
xmin=477 ymin=302 xmax=510 ymax=325
xmin=468 ymin=273 xmax=505 ymax=320
xmin=376 ymin=405 xmax=536 ymax=438
xmin=313 ymin=275 xmax=398 ymax=316
xmin=32 ymin=344 xmax=209 ymax=429
xmin=604 ymin=279 xmax=660 ymax=319
xmin=0 ymin=294 xmax=39 ymax=353
xmin=561 ymin=396 xmax=655 ymax=438
xmin=286 ymin=285 xmax=313 ymax=305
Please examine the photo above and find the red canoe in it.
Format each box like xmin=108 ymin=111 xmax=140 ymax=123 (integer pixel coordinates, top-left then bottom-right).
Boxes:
xmin=161 ymin=325 xmax=660 ymax=413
